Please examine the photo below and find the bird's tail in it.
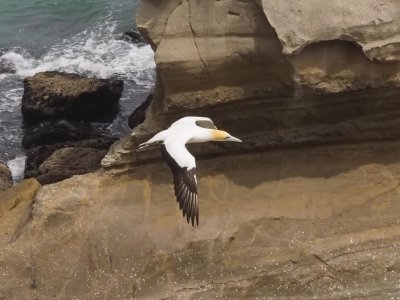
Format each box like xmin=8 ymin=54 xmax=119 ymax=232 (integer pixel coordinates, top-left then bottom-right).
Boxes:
xmin=135 ymin=130 xmax=167 ymax=152
xmin=136 ymin=141 xmax=159 ymax=152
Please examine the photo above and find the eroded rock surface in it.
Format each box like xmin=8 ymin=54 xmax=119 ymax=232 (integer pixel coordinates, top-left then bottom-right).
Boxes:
xmin=2 ymin=141 xmax=400 ymax=298
xmin=103 ymin=0 xmax=400 ymax=169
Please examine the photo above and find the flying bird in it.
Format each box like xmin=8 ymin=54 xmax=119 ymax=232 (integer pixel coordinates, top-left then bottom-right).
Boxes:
xmin=136 ymin=116 xmax=242 ymax=226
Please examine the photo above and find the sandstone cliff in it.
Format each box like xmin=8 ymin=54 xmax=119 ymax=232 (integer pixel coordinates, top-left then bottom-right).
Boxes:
xmin=1 ymin=0 xmax=400 ymax=298
xmin=104 ymin=0 xmax=400 ymax=170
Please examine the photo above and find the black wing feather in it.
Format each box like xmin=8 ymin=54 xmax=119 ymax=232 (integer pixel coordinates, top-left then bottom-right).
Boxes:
xmin=161 ymin=145 xmax=199 ymax=226
xmin=195 ymin=120 xmax=217 ymax=129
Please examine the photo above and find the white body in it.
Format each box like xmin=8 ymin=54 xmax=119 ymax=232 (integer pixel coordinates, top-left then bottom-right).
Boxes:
xmin=136 ymin=116 xmax=242 ymax=226
xmin=142 ymin=117 xmax=217 ymax=168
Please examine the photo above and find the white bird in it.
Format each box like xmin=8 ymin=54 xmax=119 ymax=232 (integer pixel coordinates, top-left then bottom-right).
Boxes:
xmin=136 ymin=116 xmax=242 ymax=226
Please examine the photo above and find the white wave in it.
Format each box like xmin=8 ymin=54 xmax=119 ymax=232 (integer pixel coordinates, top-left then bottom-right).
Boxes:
xmin=0 ymin=87 xmax=23 ymax=112
xmin=0 ymin=20 xmax=155 ymax=86
xmin=7 ymin=156 xmax=26 ymax=184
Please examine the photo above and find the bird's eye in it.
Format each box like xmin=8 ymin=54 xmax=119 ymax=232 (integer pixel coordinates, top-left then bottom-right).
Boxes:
xmin=224 ymin=136 xmax=230 ymax=140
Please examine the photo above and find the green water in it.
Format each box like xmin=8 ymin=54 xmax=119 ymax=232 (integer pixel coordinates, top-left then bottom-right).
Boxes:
xmin=0 ymin=0 xmax=155 ymax=179
xmin=0 ymin=0 xmax=138 ymax=51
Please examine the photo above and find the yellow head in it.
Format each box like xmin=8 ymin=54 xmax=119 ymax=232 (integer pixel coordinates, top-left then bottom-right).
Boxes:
xmin=211 ymin=130 xmax=242 ymax=142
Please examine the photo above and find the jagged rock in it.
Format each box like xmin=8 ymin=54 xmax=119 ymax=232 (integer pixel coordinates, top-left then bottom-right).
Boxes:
xmin=0 ymin=162 xmax=12 ymax=191
xmin=21 ymin=119 xmax=106 ymax=149
xmin=128 ymin=94 xmax=152 ymax=129
xmin=24 ymin=137 xmax=116 ymax=184
xmin=2 ymin=142 xmax=400 ymax=298
xmin=21 ymin=71 xmax=123 ymax=122
xmin=35 ymin=147 xmax=107 ymax=185
xmin=121 ymin=30 xmax=148 ymax=45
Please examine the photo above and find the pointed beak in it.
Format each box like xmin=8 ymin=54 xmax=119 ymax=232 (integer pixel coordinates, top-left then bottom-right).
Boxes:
xmin=226 ymin=136 xmax=242 ymax=143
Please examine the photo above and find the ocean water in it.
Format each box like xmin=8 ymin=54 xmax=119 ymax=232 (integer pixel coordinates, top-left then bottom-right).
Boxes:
xmin=0 ymin=0 xmax=155 ymax=180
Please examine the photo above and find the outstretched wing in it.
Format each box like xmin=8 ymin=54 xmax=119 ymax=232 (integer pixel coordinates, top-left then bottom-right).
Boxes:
xmin=161 ymin=144 xmax=199 ymax=226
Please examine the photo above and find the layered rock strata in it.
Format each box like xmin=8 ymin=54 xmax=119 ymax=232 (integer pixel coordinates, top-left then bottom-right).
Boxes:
xmin=103 ymin=0 xmax=400 ymax=169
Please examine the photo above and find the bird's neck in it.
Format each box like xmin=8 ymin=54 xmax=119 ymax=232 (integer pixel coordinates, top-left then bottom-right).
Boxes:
xmin=187 ymin=128 xmax=214 ymax=143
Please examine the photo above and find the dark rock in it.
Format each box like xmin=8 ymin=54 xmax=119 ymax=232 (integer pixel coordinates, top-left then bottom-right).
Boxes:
xmin=0 ymin=162 xmax=12 ymax=191
xmin=36 ymin=147 xmax=107 ymax=185
xmin=0 ymin=58 xmax=15 ymax=74
xmin=21 ymin=71 xmax=123 ymax=122
xmin=121 ymin=30 xmax=148 ymax=45
xmin=128 ymin=94 xmax=152 ymax=129
xmin=22 ymin=119 xmax=105 ymax=149
xmin=24 ymin=137 xmax=117 ymax=181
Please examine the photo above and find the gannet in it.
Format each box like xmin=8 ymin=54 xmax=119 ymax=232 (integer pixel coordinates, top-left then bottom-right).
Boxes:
xmin=137 ymin=116 xmax=242 ymax=226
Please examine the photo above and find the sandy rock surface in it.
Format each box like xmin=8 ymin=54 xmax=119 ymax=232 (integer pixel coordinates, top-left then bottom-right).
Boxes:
xmin=2 ymin=141 xmax=400 ymax=298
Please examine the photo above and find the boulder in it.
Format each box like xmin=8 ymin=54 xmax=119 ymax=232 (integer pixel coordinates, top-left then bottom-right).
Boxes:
xmin=21 ymin=71 xmax=124 ymax=122
xmin=36 ymin=147 xmax=107 ymax=185
xmin=22 ymin=119 xmax=106 ymax=149
xmin=128 ymin=94 xmax=152 ymax=129
xmin=0 ymin=162 xmax=12 ymax=191
xmin=121 ymin=30 xmax=148 ymax=45
xmin=24 ymin=137 xmax=116 ymax=184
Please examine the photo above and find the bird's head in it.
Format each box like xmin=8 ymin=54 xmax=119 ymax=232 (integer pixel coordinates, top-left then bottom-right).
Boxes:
xmin=211 ymin=130 xmax=242 ymax=142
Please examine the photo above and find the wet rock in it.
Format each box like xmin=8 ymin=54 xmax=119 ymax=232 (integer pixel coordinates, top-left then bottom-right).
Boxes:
xmin=22 ymin=119 xmax=105 ymax=149
xmin=121 ymin=30 xmax=148 ymax=45
xmin=128 ymin=94 xmax=152 ymax=129
xmin=0 ymin=58 xmax=15 ymax=74
xmin=0 ymin=162 xmax=12 ymax=192
xmin=35 ymin=147 xmax=107 ymax=185
xmin=24 ymin=137 xmax=117 ymax=183
xmin=21 ymin=71 xmax=124 ymax=122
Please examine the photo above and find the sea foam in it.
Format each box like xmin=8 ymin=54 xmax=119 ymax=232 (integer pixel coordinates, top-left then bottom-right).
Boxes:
xmin=0 ymin=18 xmax=155 ymax=165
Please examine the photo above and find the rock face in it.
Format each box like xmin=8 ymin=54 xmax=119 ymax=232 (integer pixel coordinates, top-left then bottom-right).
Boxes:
xmin=1 ymin=142 xmax=400 ymax=298
xmin=22 ymin=71 xmax=123 ymax=121
xmin=0 ymin=162 xmax=12 ymax=191
xmin=103 ymin=0 xmax=400 ymax=169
